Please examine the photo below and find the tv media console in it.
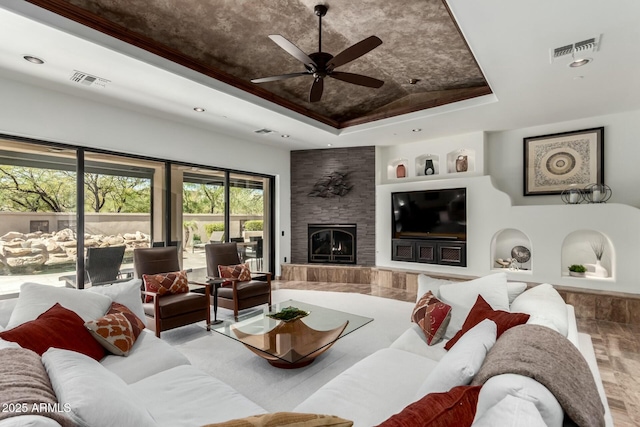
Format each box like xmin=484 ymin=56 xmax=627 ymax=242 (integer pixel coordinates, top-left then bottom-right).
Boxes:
xmin=391 ymin=238 xmax=466 ymax=267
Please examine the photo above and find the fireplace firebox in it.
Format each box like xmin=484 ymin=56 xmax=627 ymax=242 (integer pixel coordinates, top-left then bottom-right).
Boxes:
xmin=308 ymin=224 xmax=356 ymax=264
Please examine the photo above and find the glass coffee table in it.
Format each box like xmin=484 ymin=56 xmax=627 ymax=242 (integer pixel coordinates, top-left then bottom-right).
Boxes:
xmin=211 ymin=300 xmax=373 ymax=368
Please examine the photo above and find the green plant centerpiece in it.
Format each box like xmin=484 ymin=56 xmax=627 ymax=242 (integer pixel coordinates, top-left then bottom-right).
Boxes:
xmin=267 ymin=306 xmax=310 ymax=322
xmin=568 ymin=264 xmax=586 ymax=277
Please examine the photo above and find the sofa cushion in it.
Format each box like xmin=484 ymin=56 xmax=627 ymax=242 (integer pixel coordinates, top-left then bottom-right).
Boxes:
xmin=510 ymin=284 xmax=568 ymax=336
xmin=416 ymin=275 xmax=452 ymax=302
xmin=377 ymin=385 xmax=481 ymax=427
xmin=389 ymin=325 xmax=448 ymax=361
xmin=87 ymin=278 xmax=146 ymax=322
xmin=143 ymin=292 xmax=206 ymax=318
xmin=217 ymin=280 xmax=271 ymax=299
xmin=42 ymin=348 xmax=156 ymax=427
xmin=412 ymin=291 xmax=451 ymax=345
xmin=0 ymin=303 xmax=105 ymax=360
xmin=507 ymin=282 xmax=528 ymax=304
xmin=473 ymin=375 xmax=562 ymax=427
xmin=218 ymin=263 xmax=252 ymax=286
xmin=100 ymin=330 xmax=190 ymax=384
xmin=84 ymin=303 xmax=145 ymax=356
xmin=6 ymin=282 xmax=111 ymax=329
xmin=437 ymin=273 xmax=509 ymax=338
xmin=416 ymin=319 xmax=496 ymax=398
xmin=294 ymin=348 xmax=439 ymax=427
xmin=0 ymin=348 xmax=74 ymax=427
xmin=472 ymin=395 xmax=547 ymax=427
xmin=202 ymin=412 xmax=353 ymax=427
xmin=0 ymin=338 xmax=21 ymax=349
xmin=445 ymin=295 xmax=530 ymax=350
xmin=142 ymin=270 xmax=189 ymax=302
xmin=0 ymin=415 xmax=65 ymax=426
xmin=130 ymin=365 xmax=267 ymax=427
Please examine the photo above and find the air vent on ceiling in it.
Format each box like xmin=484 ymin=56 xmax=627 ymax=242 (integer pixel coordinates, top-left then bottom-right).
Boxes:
xmin=549 ymin=35 xmax=601 ymax=63
xmin=69 ymin=70 xmax=111 ymax=88
xmin=254 ymin=128 xmax=274 ymax=135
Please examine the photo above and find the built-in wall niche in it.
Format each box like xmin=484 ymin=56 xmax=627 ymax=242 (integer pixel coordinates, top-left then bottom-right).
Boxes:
xmin=446 ymin=149 xmax=475 ymax=174
xmin=561 ymin=230 xmax=614 ymax=280
xmin=415 ymin=154 xmax=440 ymax=177
xmin=490 ymin=228 xmax=533 ymax=273
xmin=387 ymin=158 xmax=409 ymax=180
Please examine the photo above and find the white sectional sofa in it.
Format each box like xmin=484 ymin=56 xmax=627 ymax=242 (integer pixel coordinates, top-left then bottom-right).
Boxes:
xmin=0 ymin=273 xmax=613 ymax=427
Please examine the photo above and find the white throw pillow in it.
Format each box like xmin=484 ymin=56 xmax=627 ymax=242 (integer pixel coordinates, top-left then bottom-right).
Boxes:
xmin=507 ymin=282 xmax=528 ymax=305
xmin=42 ymin=348 xmax=156 ymax=427
xmin=416 ymin=274 xmax=452 ymax=302
xmin=438 ymin=273 xmax=509 ymax=338
xmin=415 ymin=319 xmax=497 ymax=398
xmin=472 ymin=374 xmax=563 ymax=427
xmin=472 ymin=395 xmax=547 ymax=427
xmin=510 ymin=283 xmax=568 ymax=337
xmin=0 ymin=338 xmax=21 ymax=349
xmin=6 ymin=282 xmax=112 ymax=329
xmin=87 ymin=279 xmax=145 ymax=321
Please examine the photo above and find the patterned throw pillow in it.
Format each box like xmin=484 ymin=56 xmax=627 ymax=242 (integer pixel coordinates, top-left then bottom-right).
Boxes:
xmin=412 ymin=291 xmax=452 ymax=345
xmin=218 ymin=263 xmax=252 ymax=287
xmin=142 ymin=270 xmax=189 ymax=303
xmin=85 ymin=303 xmax=146 ymax=356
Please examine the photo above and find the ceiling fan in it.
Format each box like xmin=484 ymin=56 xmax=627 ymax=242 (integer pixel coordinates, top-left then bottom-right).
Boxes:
xmin=251 ymin=4 xmax=384 ymax=103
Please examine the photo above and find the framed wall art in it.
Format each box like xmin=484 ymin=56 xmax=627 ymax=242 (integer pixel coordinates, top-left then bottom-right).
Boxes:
xmin=523 ymin=127 xmax=604 ymax=196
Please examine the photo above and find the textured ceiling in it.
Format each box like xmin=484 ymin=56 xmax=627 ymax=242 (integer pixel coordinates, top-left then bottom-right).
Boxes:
xmin=26 ymin=0 xmax=492 ymax=128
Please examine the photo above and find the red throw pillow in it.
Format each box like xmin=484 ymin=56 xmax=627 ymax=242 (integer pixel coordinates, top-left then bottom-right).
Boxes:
xmin=445 ymin=295 xmax=530 ymax=350
xmin=142 ymin=270 xmax=189 ymax=302
xmin=0 ymin=303 xmax=106 ymax=361
xmin=412 ymin=291 xmax=452 ymax=345
xmin=218 ymin=263 xmax=252 ymax=287
xmin=84 ymin=303 xmax=146 ymax=356
xmin=376 ymin=385 xmax=482 ymax=427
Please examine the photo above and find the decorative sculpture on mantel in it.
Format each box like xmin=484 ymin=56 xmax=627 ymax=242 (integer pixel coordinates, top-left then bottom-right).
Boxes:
xmin=308 ymin=171 xmax=353 ymax=198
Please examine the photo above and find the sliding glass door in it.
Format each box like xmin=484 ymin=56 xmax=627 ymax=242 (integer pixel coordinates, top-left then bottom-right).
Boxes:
xmin=0 ymin=138 xmax=77 ymax=294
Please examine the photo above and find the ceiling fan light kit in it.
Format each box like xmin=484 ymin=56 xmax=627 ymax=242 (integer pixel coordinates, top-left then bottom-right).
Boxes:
xmin=251 ymin=3 xmax=384 ymax=103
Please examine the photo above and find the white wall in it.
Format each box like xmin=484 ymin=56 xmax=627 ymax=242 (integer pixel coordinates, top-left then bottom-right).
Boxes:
xmin=376 ymin=109 xmax=640 ymax=295
xmin=0 ymin=77 xmax=291 ymax=274
xmin=488 ymin=109 xmax=640 ymax=207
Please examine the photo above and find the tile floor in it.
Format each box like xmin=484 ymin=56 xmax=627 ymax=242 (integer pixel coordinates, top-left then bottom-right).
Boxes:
xmin=273 ymin=280 xmax=639 ymax=426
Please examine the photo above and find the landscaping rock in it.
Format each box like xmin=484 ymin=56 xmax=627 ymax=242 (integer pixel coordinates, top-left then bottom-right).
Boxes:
xmin=0 ymin=231 xmax=25 ymax=241
xmin=6 ymin=254 xmax=46 ymax=268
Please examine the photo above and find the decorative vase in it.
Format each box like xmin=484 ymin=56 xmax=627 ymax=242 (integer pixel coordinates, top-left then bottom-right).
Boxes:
xmin=396 ymin=164 xmax=406 ymax=178
xmin=424 ymin=159 xmax=435 ymax=175
xmin=593 ymin=260 xmax=608 ymax=278
xmin=455 ymin=155 xmax=468 ymax=172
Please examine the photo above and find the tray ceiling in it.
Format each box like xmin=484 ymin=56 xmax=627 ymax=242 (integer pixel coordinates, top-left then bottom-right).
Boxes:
xmin=25 ymin=0 xmax=492 ymax=129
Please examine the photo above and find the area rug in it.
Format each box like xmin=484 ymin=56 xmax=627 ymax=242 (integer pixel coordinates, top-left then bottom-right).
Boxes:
xmin=161 ymin=289 xmax=415 ymax=411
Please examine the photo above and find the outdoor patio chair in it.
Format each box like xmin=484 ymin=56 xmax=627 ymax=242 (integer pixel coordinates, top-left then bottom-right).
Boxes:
xmin=59 ymin=245 xmax=128 ymax=288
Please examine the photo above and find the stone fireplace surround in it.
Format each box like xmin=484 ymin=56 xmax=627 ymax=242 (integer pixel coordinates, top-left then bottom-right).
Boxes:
xmin=291 ymin=147 xmax=375 ymax=266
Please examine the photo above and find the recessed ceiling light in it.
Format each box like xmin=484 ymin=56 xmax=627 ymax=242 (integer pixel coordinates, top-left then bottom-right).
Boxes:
xmin=327 ymin=143 xmax=333 ymax=147
xmin=193 ymin=107 xmax=205 ymax=112
xmin=569 ymin=58 xmax=592 ymax=68
xmin=23 ymin=55 xmax=44 ymax=64
xmin=412 ymin=128 xmax=422 ymax=132
xmin=281 ymin=134 xmax=290 ymax=138
xmin=408 ymin=79 xmax=420 ymax=85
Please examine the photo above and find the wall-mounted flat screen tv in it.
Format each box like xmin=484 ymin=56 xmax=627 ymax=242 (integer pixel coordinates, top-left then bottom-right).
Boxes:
xmin=392 ymin=188 xmax=466 ymax=240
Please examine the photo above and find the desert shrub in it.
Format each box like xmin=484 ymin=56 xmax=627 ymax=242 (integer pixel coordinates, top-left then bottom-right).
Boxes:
xmin=205 ymin=222 xmax=225 ymax=235
xmin=244 ymin=220 xmax=263 ymax=231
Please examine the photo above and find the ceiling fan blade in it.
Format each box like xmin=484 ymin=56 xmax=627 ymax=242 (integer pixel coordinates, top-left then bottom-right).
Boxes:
xmin=251 ymin=72 xmax=310 ymax=83
xmin=268 ymin=35 xmax=317 ymax=69
xmin=309 ymin=78 xmax=324 ymax=103
xmin=327 ymin=36 xmax=382 ymax=70
xmin=330 ymin=72 xmax=384 ymax=88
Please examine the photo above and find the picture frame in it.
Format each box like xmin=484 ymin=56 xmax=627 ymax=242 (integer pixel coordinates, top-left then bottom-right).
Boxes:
xmin=523 ymin=127 xmax=604 ymax=196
